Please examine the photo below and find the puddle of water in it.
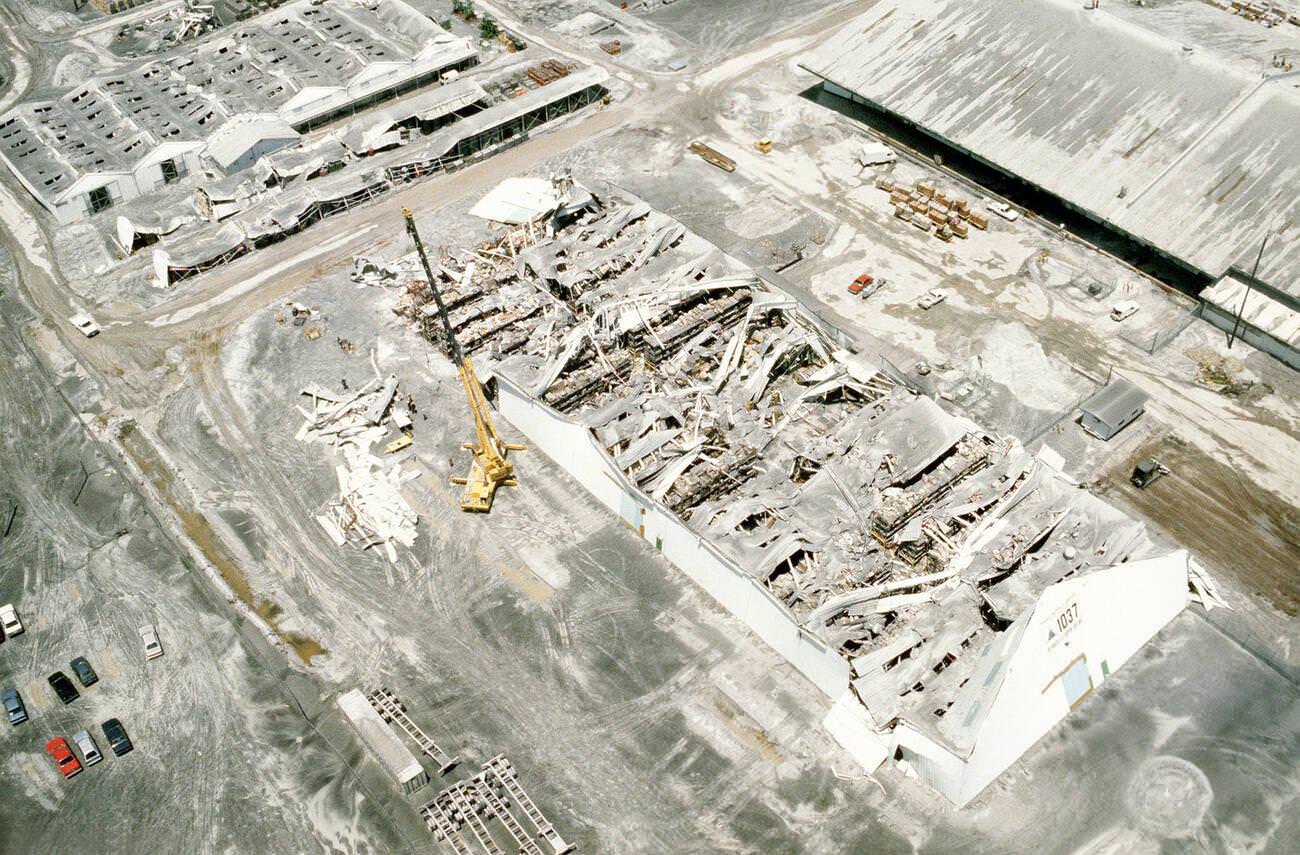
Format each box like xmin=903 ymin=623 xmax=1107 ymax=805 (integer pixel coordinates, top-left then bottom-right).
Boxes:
xmin=118 ymin=422 xmax=328 ymax=665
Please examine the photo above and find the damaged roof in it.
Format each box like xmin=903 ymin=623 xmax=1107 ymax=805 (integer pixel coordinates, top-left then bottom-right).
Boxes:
xmin=0 ymin=0 xmax=472 ymax=210
xmin=372 ymin=181 xmax=1178 ymax=755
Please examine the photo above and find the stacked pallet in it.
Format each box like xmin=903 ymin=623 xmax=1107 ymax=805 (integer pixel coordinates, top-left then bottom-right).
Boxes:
xmin=876 ymin=177 xmax=987 ymax=241
xmin=527 ymin=59 xmax=571 ymax=86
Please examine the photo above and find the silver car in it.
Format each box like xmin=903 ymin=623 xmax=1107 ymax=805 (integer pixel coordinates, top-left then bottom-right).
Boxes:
xmin=72 ymin=729 xmax=102 ymax=766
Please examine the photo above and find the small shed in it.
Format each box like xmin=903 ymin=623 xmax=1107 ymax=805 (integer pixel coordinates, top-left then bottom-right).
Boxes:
xmin=1080 ymin=378 xmax=1147 ymax=440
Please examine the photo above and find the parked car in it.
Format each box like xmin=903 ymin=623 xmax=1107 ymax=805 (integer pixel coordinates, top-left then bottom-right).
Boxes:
xmin=101 ymin=718 xmax=133 ymax=756
xmin=847 ymin=276 xmax=869 ymax=296
xmin=139 ymin=624 xmax=164 ymax=661
xmin=0 ymin=603 xmax=22 ymax=637
xmin=47 ymin=671 xmax=79 ymax=705
xmin=2 ymin=688 xmax=27 ymax=725
xmin=46 ymin=737 xmax=82 ymax=779
xmin=69 ymin=656 xmax=99 ymax=688
xmin=71 ymin=729 xmax=102 ymax=767
xmin=848 ymin=273 xmax=881 ymax=298
xmin=1110 ymin=300 xmax=1140 ymax=322
xmin=986 ymin=200 xmax=1020 ymax=222
xmin=918 ymin=288 xmax=949 ymax=310
xmin=69 ymin=312 xmax=101 ymax=337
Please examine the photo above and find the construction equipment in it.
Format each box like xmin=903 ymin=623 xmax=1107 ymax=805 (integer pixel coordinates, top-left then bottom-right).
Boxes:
xmin=403 ymin=209 xmax=525 ymax=512
xmin=1130 ymin=458 xmax=1169 ymax=489
xmin=754 ymin=138 xmax=773 ymax=154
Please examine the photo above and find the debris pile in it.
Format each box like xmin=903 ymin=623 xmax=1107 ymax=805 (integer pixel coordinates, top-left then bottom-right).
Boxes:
xmin=379 ymin=181 xmax=1202 ymax=752
xmin=295 ymin=376 xmax=419 ymax=563
xmin=115 ymin=0 xmax=218 ymax=52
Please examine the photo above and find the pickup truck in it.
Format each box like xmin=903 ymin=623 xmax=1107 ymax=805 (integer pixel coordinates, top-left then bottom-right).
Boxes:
xmin=918 ymin=288 xmax=949 ymax=310
xmin=1110 ymin=300 xmax=1139 ymax=322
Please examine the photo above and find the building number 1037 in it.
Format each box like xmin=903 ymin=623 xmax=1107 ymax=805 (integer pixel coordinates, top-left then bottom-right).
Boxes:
xmin=1056 ymin=603 xmax=1079 ymax=633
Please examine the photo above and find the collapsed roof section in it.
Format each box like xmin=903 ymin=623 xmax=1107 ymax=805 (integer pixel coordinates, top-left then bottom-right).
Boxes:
xmin=371 ymin=180 xmax=1211 ymax=806
xmin=148 ymin=66 xmax=609 ymax=286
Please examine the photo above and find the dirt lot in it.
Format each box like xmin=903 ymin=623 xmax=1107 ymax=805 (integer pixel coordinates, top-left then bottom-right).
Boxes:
xmin=1102 ymin=436 xmax=1300 ymax=617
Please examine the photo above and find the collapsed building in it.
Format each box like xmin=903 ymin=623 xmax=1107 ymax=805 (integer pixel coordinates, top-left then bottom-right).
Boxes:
xmin=800 ymin=0 xmax=1300 ymax=370
xmin=363 ymin=180 xmax=1224 ymax=806
xmin=135 ymin=63 xmax=609 ymax=286
xmin=0 ymin=0 xmax=476 ymax=223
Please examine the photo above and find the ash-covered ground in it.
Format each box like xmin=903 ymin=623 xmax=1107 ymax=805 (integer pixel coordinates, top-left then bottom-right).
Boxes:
xmin=0 ymin=0 xmax=1296 ymax=852
xmin=0 ymin=247 xmax=415 ymax=854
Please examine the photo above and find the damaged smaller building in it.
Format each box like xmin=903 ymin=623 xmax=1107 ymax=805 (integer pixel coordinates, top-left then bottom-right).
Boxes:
xmin=0 ymin=0 xmax=476 ymax=223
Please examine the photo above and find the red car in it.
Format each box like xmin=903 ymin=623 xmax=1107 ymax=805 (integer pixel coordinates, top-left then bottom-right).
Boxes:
xmin=847 ymin=273 xmax=875 ymax=295
xmin=46 ymin=737 xmax=82 ymax=779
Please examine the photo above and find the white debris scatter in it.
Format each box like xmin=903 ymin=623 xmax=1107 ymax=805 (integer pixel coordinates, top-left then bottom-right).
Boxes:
xmin=296 ymin=374 xmax=419 ymax=563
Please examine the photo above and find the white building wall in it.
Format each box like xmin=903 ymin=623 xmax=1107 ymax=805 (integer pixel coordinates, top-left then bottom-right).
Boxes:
xmin=896 ymin=552 xmax=1193 ymax=806
xmin=494 ymin=375 xmax=851 ymax=699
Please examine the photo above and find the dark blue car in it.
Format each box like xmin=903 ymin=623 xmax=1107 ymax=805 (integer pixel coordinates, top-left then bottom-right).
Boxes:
xmin=2 ymin=688 xmax=27 ymax=725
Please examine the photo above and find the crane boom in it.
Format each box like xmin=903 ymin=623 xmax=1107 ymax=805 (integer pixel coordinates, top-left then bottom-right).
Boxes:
xmin=403 ymin=208 xmax=524 ymax=512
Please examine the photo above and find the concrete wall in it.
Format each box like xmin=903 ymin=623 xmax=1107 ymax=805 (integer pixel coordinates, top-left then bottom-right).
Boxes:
xmin=494 ymin=375 xmax=851 ymax=699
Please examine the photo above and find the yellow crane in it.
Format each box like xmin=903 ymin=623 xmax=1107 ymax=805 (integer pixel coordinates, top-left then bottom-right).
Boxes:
xmin=403 ymin=208 xmax=524 ymax=512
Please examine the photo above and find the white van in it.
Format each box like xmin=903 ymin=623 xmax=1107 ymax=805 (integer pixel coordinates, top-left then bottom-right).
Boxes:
xmin=1111 ymin=300 xmax=1140 ymax=322
xmin=69 ymin=313 xmax=102 ymax=337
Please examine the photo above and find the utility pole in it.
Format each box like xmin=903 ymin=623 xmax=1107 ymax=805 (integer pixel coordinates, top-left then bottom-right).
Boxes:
xmin=1228 ymin=230 xmax=1272 ymax=350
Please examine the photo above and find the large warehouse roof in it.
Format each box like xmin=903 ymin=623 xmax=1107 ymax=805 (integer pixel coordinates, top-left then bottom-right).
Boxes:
xmin=800 ymin=0 xmax=1300 ymax=300
xmin=0 ymin=0 xmax=473 ymax=212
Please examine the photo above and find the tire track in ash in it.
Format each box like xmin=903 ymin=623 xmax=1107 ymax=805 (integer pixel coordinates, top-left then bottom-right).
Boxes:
xmin=190 ymin=327 xmax=447 ymax=665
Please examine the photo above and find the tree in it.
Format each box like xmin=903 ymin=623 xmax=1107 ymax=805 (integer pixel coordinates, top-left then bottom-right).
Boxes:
xmin=479 ymin=15 xmax=499 ymax=40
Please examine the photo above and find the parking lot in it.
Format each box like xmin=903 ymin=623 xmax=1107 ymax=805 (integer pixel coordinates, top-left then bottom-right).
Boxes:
xmin=0 ymin=251 xmax=414 ymax=853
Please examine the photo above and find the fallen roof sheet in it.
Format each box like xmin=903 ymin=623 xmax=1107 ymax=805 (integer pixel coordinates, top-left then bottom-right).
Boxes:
xmin=342 ymin=77 xmax=488 ymax=152
xmin=470 ymin=176 xmax=567 ymax=224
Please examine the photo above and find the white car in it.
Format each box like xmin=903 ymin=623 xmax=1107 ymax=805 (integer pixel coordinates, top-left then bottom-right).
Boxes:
xmin=986 ymin=200 xmax=1020 ymax=222
xmin=1110 ymin=300 xmax=1140 ymax=322
xmin=918 ymin=288 xmax=949 ymax=310
xmin=72 ymin=729 xmax=103 ymax=767
xmin=69 ymin=313 xmax=102 ymax=337
xmin=0 ymin=604 xmax=22 ymax=638
xmin=139 ymin=624 xmax=164 ymax=661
